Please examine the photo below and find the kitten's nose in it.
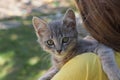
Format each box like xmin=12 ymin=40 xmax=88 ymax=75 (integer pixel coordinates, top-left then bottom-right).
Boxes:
xmin=57 ymin=50 xmax=62 ymax=53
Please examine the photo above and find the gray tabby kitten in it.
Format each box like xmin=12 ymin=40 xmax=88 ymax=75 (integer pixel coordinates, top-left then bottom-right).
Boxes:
xmin=32 ymin=9 xmax=120 ymax=80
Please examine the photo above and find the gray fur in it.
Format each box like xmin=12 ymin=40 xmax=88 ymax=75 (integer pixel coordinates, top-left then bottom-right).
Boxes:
xmin=32 ymin=9 xmax=120 ymax=80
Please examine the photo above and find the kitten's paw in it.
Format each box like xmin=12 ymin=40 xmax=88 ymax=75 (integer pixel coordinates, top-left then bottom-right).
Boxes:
xmin=109 ymin=74 xmax=120 ymax=80
xmin=105 ymin=68 xmax=120 ymax=80
xmin=38 ymin=77 xmax=50 ymax=80
xmin=110 ymin=70 xmax=120 ymax=80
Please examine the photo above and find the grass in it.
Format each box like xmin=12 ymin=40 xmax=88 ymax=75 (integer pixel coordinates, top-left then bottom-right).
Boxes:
xmin=0 ymin=4 xmax=78 ymax=79
xmin=0 ymin=16 xmax=51 ymax=80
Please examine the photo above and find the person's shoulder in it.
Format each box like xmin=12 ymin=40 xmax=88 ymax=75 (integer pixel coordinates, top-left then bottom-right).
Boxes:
xmin=52 ymin=53 xmax=103 ymax=80
xmin=66 ymin=53 xmax=99 ymax=66
xmin=62 ymin=53 xmax=105 ymax=80
xmin=62 ymin=53 xmax=101 ymax=75
xmin=115 ymin=52 xmax=120 ymax=67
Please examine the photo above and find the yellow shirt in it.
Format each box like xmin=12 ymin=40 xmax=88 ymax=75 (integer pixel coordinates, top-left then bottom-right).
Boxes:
xmin=51 ymin=52 xmax=120 ymax=80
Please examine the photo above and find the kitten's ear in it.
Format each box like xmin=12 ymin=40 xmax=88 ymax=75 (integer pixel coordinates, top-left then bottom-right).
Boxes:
xmin=63 ymin=9 xmax=76 ymax=28
xmin=32 ymin=16 xmax=47 ymax=35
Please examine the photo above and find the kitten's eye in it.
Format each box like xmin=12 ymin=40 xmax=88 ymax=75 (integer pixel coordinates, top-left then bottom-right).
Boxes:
xmin=62 ymin=37 xmax=69 ymax=43
xmin=47 ymin=40 xmax=54 ymax=46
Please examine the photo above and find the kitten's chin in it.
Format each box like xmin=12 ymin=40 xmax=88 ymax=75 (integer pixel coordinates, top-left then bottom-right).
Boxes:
xmin=54 ymin=52 xmax=68 ymax=58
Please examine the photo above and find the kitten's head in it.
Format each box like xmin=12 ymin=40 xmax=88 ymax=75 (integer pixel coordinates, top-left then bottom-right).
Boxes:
xmin=32 ymin=9 xmax=78 ymax=57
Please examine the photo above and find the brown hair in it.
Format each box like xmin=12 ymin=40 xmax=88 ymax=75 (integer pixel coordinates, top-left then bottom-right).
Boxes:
xmin=75 ymin=0 xmax=120 ymax=51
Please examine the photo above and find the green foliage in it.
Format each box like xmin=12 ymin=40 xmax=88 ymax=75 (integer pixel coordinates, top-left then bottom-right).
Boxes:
xmin=0 ymin=17 xmax=51 ymax=80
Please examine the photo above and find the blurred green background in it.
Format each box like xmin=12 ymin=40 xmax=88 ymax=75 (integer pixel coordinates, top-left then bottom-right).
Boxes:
xmin=0 ymin=0 xmax=87 ymax=80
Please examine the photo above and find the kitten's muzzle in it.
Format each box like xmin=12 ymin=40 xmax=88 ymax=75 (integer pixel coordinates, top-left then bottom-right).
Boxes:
xmin=57 ymin=50 xmax=62 ymax=54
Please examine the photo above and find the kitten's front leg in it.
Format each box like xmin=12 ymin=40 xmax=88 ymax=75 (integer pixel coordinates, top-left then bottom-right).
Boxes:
xmin=94 ymin=44 xmax=120 ymax=80
xmin=38 ymin=66 xmax=59 ymax=80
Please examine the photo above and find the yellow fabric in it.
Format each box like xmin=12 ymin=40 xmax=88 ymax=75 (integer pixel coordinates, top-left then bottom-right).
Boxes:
xmin=51 ymin=52 xmax=120 ymax=80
